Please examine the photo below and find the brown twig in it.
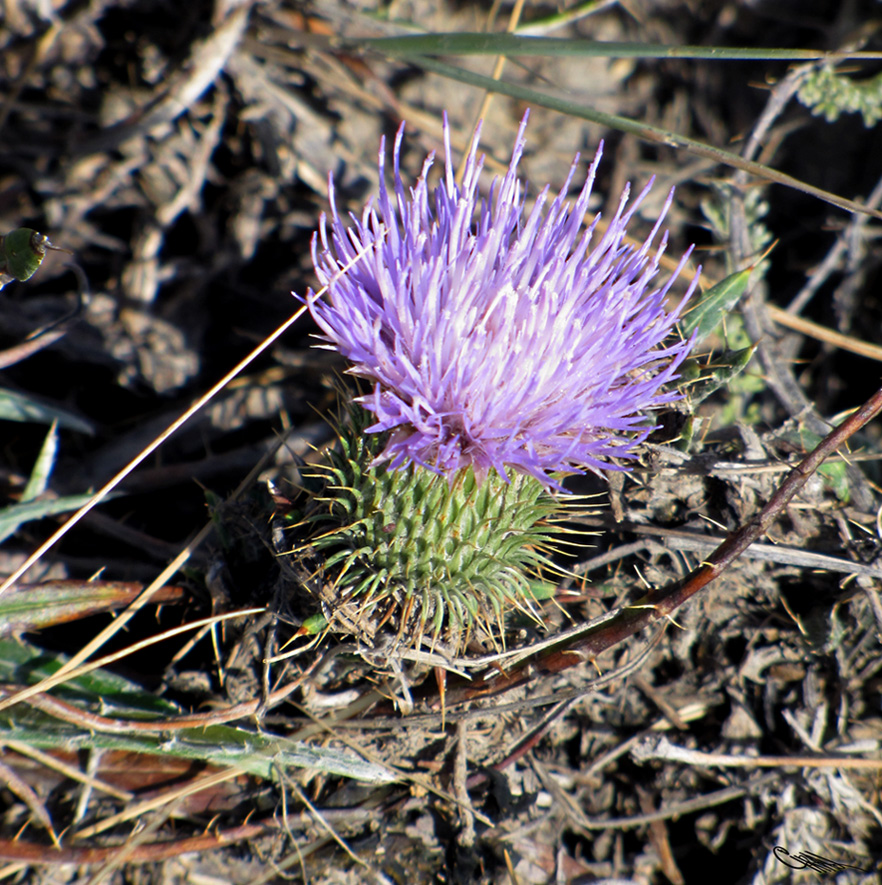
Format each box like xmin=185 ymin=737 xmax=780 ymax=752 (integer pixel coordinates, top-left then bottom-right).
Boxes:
xmin=0 ymin=327 xmax=67 ymax=369
xmin=0 ymin=821 xmax=273 ymax=865
xmin=440 ymin=385 xmax=882 ymax=705
xmin=632 ymin=734 xmax=882 ymax=771
xmin=0 ymin=759 xmax=58 ymax=845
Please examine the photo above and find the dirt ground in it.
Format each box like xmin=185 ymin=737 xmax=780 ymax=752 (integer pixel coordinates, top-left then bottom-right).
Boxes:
xmin=1 ymin=1 xmax=881 ymax=883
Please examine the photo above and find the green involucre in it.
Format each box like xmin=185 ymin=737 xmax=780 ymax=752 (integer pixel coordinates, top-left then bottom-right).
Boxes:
xmin=297 ymin=409 xmax=562 ymax=651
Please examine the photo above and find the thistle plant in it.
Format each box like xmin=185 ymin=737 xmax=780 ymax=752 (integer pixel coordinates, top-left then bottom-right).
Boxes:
xmin=295 ymin=111 xmax=699 ymax=654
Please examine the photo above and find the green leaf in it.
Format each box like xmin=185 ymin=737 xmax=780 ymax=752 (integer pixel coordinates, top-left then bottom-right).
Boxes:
xmin=791 ymin=429 xmax=851 ymax=503
xmin=680 ymin=345 xmax=757 ymax=405
xmin=0 ymin=492 xmax=101 ymax=544
xmin=0 ymin=580 xmax=183 ymax=638
xmin=0 ymin=639 xmax=398 ymax=784
xmin=797 ymin=66 xmax=882 ymax=128
xmin=679 ymin=268 xmax=753 ymax=346
xmin=0 ymin=387 xmax=94 ymax=433
xmin=0 ymin=637 xmax=179 ymax=717
xmin=21 ymin=421 xmax=58 ymax=503
xmin=0 ymin=229 xmax=48 ymax=283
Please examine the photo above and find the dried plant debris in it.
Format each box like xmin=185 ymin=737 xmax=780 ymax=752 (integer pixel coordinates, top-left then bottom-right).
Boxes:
xmin=0 ymin=1 xmax=881 ymax=883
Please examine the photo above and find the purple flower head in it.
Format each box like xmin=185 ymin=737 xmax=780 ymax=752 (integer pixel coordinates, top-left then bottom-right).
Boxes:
xmin=303 ymin=111 xmax=699 ymax=490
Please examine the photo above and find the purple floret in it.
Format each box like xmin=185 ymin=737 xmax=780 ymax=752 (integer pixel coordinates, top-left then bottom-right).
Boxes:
xmin=301 ymin=111 xmax=699 ymax=489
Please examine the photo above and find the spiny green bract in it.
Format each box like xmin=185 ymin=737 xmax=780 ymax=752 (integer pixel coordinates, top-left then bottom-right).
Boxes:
xmin=298 ymin=409 xmax=562 ymax=653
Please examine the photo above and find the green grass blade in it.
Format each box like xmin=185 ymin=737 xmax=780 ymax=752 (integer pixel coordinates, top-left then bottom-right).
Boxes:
xmin=0 ymin=639 xmax=397 ymax=784
xmin=0 ymin=493 xmax=103 ymax=544
xmin=0 ymin=387 xmax=95 ymax=433
xmin=391 ymin=55 xmax=881 ymax=220
xmin=21 ymin=422 xmax=58 ymax=503
xmin=680 ymin=267 xmax=753 ymax=346
xmin=358 ymin=33 xmax=882 ymax=62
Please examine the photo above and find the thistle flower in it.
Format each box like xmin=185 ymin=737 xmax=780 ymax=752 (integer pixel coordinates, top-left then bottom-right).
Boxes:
xmin=292 ymin=113 xmax=699 ymax=654
xmin=305 ymin=112 xmax=699 ymax=490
